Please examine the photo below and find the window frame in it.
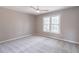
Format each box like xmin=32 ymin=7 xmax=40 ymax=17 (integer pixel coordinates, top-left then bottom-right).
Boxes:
xmin=43 ymin=16 xmax=50 ymax=32
xmin=43 ymin=15 xmax=61 ymax=34
xmin=50 ymin=15 xmax=60 ymax=34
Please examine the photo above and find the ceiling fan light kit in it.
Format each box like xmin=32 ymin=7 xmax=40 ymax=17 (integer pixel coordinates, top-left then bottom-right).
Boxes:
xmin=36 ymin=10 xmax=40 ymax=13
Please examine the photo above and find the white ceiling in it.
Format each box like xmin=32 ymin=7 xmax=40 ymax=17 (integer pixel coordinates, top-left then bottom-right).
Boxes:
xmin=1 ymin=6 xmax=73 ymax=15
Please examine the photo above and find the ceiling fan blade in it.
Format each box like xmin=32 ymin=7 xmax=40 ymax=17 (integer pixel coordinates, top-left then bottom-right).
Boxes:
xmin=30 ymin=6 xmax=49 ymax=12
xmin=30 ymin=6 xmax=37 ymax=10
xmin=39 ymin=10 xmax=48 ymax=11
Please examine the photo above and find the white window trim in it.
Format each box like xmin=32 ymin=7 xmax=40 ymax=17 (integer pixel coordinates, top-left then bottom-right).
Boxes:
xmin=50 ymin=15 xmax=60 ymax=34
xmin=43 ymin=15 xmax=61 ymax=34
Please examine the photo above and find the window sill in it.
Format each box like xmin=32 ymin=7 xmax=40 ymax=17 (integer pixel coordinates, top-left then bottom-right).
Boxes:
xmin=43 ymin=31 xmax=60 ymax=35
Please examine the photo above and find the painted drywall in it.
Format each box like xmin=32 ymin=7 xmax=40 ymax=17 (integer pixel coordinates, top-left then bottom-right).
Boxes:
xmin=0 ymin=7 xmax=35 ymax=42
xmin=36 ymin=7 xmax=79 ymax=43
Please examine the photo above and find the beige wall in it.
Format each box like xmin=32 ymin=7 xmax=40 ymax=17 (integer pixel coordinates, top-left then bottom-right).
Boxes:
xmin=0 ymin=6 xmax=79 ymax=43
xmin=0 ymin=7 xmax=36 ymax=41
xmin=36 ymin=7 xmax=79 ymax=43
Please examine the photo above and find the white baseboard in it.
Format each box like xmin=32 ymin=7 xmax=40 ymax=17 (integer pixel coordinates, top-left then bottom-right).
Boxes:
xmin=38 ymin=34 xmax=79 ymax=45
xmin=51 ymin=36 xmax=79 ymax=45
xmin=0 ymin=34 xmax=79 ymax=45
xmin=61 ymin=38 xmax=79 ymax=45
xmin=0 ymin=34 xmax=32 ymax=44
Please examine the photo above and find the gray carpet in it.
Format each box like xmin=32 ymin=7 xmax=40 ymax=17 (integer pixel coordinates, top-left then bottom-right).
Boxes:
xmin=0 ymin=36 xmax=79 ymax=53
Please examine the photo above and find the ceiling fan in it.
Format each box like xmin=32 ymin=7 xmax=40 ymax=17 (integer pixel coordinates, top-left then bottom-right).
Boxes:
xmin=30 ymin=6 xmax=49 ymax=13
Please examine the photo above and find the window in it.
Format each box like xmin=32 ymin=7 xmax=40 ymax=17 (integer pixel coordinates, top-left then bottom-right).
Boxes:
xmin=43 ymin=15 xmax=60 ymax=34
xmin=43 ymin=17 xmax=50 ymax=32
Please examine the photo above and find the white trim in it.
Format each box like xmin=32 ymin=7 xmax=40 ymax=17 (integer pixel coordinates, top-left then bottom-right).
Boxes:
xmin=50 ymin=36 xmax=79 ymax=45
xmin=0 ymin=34 xmax=32 ymax=44
xmin=1 ymin=34 xmax=79 ymax=45
xmin=38 ymin=34 xmax=79 ymax=45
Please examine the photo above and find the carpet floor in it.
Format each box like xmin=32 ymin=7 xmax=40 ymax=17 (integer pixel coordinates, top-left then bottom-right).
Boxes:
xmin=0 ymin=35 xmax=79 ymax=53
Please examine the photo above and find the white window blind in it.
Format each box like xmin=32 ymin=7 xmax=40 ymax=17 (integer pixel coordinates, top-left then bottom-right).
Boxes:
xmin=43 ymin=17 xmax=50 ymax=32
xmin=43 ymin=15 xmax=60 ymax=34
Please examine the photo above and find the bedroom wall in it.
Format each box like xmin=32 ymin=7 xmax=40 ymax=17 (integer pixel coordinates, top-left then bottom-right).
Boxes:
xmin=0 ymin=7 xmax=36 ymax=42
xmin=36 ymin=7 xmax=79 ymax=43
